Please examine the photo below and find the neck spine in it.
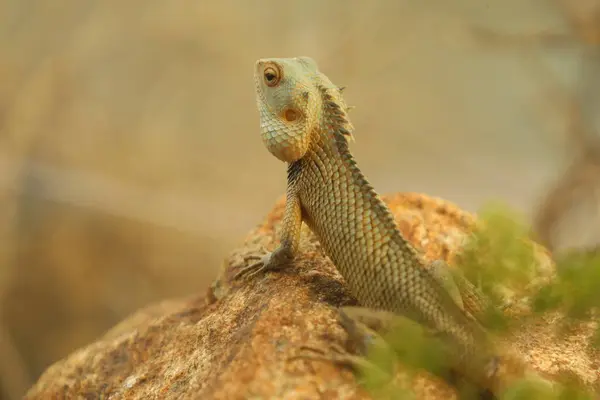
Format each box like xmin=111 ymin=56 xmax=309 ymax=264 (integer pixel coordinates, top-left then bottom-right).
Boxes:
xmin=316 ymin=85 xmax=355 ymax=153
xmin=314 ymin=84 xmax=417 ymax=254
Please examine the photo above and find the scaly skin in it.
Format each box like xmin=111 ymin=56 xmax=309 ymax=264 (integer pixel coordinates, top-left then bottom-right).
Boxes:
xmin=238 ymin=56 xmax=498 ymax=389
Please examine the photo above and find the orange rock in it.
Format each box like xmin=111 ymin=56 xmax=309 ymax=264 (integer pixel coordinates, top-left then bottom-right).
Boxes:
xmin=25 ymin=193 xmax=599 ymax=399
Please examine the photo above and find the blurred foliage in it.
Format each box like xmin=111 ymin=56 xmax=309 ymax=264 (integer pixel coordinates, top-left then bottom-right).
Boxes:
xmin=360 ymin=316 xmax=451 ymax=400
xmin=458 ymin=204 xmax=540 ymax=333
xmin=358 ymin=204 xmax=600 ymax=399
xmin=534 ymin=251 xmax=600 ymax=322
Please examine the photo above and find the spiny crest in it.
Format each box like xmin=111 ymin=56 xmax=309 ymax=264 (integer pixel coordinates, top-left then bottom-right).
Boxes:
xmin=318 ymin=84 xmax=355 ymax=143
xmin=336 ymin=86 xmax=355 ymax=113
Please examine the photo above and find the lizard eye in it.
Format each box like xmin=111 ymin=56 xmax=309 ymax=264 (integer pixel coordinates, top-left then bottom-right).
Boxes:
xmin=263 ymin=64 xmax=281 ymax=87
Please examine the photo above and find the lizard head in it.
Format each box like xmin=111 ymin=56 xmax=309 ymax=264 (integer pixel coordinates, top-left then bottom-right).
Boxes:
xmin=254 ymin=57 xmax=323 ymax=163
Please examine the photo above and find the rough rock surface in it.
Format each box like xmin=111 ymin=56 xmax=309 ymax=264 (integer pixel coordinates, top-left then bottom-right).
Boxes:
xmin=25 ymin=193 xmax=599 ymax=399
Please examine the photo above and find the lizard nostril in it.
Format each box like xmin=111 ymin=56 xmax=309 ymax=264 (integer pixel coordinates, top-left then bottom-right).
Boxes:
xmin=284 ymin=109 xmax=299 ymax=122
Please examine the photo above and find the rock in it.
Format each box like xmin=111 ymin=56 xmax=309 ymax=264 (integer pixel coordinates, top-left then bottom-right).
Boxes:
xmin=25 ymin=193 xmax=599 ymax=399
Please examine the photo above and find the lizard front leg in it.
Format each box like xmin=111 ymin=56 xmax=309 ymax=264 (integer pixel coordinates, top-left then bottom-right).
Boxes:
xmin=234 ymin=184 xmax=303 ymax=280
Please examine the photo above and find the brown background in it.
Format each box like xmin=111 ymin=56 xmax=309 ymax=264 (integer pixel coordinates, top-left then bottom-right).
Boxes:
xmin=1 ymin=1 xmax=599 ymax=399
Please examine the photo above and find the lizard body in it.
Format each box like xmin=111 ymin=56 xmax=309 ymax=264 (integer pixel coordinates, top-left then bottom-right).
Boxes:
xmin=238 ymin=57 xmax=497 ymax=388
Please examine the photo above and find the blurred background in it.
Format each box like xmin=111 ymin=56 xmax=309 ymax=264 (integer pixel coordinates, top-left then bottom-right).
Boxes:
xmin=1 ymin=0 xmax=599 ymax=398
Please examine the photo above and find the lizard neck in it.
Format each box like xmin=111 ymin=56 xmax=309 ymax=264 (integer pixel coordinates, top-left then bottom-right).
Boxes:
xmin=291 ymin=84 xmax=423 ymax=287
xmin=316 ymin=84 xmax=354 ymax=153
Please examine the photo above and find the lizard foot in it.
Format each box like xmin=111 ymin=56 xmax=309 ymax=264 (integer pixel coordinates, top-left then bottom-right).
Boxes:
xmin=288 ymin=344 xmax=390 ymax=379
xmin=233 ymin=252 xmax=273 ymax=280
xmin=233 ymin=246 xmax=293 ymax=280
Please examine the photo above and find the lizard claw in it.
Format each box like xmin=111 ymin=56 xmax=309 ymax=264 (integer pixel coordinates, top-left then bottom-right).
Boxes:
xmin=288 ymin=344 xmax=394 ymax=386
xmin=233 ymin=252 xmax=272 ymax=280
xmin=287 ymin=344 xmax=373 ymax=372
xmin=242 ymin=245 xmax=268 ymax=262
xmin=234 ymin=246 xmax=293 ymax=281
xmin=299 ymin=343 xmax=347 ymax=355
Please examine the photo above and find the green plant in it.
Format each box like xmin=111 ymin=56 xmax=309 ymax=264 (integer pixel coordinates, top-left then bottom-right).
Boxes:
xmin=360 ymin=203 xmax=599 ymax=399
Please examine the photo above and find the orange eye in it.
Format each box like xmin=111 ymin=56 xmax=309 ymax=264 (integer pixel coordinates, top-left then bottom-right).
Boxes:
xmin=263 ymin=64 xmax=282 ymax=87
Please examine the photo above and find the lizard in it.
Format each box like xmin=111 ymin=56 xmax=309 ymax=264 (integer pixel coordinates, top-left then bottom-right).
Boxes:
xmin=234 ymin=56 xmax=501 ymax=394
